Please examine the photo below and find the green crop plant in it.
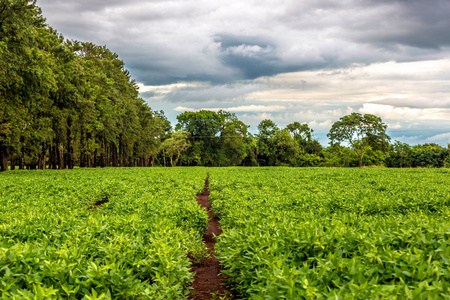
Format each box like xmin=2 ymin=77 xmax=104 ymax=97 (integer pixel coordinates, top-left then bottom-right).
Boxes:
xmin=3 ymin=167 xmax=449 ymax=299
xmin=0 ymin=167 xmax=209 ymax=299
xmin=208 ymin=168 xmax=450 ymax=299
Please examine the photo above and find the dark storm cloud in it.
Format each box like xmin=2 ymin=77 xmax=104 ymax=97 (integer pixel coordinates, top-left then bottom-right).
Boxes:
xmin=37 ymin=0 xmax=450 ymax=85
xmin=345 ymin=0 xmax=450 ymax=49
xmin=214 ymin=34 xmax=280 ymax=79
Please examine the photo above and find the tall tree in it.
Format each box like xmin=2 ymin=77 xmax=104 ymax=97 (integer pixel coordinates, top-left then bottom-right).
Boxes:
xmin=217 ymin=111 xmax=253 ymax=166
xmin=256 ymin=119 xmax=279 ymax=166
xmin=327 ymin=113 xmax=390 ymax=167
xmin=161 ymin=130 xmax=190 ymax=167
xmin=176 ymin=110 xmax=223 ymax=137
xmin=176 ymin=110 xmax=223 ymax=166
xmin=0 ymin=108 xmax=10 ymax=170
xmin=286 ymin=122 xmax=313 ymax=142
xmin=273 ymin=129 xmax=299 ymax=166
xmin=0 ymin=0 xmax=56 ymax=171
xmin=387 ymin=141 xmax=411 ymax=168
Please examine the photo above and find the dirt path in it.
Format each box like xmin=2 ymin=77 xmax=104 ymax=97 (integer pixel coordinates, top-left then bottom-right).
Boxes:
xmin=189 ymin=177 xmax=230 ymax=300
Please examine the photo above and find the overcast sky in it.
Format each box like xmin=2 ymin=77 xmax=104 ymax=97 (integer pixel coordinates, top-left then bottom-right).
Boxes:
xmin=37 ymin=0 xmax=450 ymax=146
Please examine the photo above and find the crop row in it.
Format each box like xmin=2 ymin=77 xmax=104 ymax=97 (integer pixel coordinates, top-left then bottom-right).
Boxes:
xmin=0 ymin=168 xmax=208 ymax=299
xmin=209 ymin=168 xmax=450 ymax=298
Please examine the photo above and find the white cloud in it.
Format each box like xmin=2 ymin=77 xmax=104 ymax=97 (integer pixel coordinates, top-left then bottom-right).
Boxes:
xmin=394 ymin=135 xmax=421 ymax=144
xmin=173 ymin=105 xmax=286 ymax=113
xmin=387 ymin=122 xmax=402 ymax=129
xmin=225 ymin=44 xmax=274 ymax=57
xmin=252 ymin=59 xmax=450 ymax=106
xmin=359 ymin=104 xmax=450 ymax=121
xmin=241 ymin=112 xmax=275 ymax=122
xmin=308 ymin=120 xmax=333 ymax=129
xmin=228 ymin=105 xmax=286 ymax=112
xmin=174 ymin=106 xmax=197 ymax=112
xmin=137 ymin=82 xmax=207 ymax=95
xmin=425 ymin=132 xmax=450 ymax=144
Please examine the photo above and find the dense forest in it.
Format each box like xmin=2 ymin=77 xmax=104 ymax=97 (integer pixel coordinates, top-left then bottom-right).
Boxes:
xmin=1 ymin=1 xmax=449 ymax=171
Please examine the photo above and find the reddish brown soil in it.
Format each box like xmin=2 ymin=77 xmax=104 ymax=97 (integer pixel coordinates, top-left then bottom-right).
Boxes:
xmin=189 ymin=178 xmax=230 ymax=300
xmin=88 ymin=196 xmax=110 ymax=210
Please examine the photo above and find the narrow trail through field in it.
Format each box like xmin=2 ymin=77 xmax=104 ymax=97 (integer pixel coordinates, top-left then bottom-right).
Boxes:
xmin=189 ymin=177 xmax=230 ymax=300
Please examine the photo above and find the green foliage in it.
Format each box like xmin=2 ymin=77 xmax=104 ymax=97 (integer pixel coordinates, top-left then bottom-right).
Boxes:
xmin=410 ymin=143 xmax=446 ymax=168
xmin=176 ymin=110 xmax=223 ymax=138
xmin=328 ymin=113 xmax=390 ymax=167
xmin=162 ymin=130 xmax=191 ymax=167
xmin=272 ymin=129 xmax=299 ymax=166
xmin=444 ymin=155 xmax=450 ymax=168
xmin=209 ymin=168 xmax=450 ymax=298
xmin=387 ymin=141 xmax=412 ymax=168
xmin=0 ymin=1 xmax=169 ymax=171
xmin=0 ymin=168 xmax=209 ymax=298
xmin=256 ymin=120 xmax=324 ymax=167
xmin=175 ymin=110 xmax=255 ymax=166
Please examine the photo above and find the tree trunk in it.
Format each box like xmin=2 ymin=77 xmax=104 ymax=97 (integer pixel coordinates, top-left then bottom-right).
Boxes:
xmin=42 ymin=144 xmax=47 ymax=170
xmin=58 ymin=144 xmax=64 ymax=169
xmin=79 ymin=153 xmax=85 ymax=168
xmin=119 ymin=142 xmax=124 ymax=167
xmin=0 ymin=145 xmax=8 ymax=171
xmin=51 ymin=144 xmax=58 ymax=169
xmin=67 ymin=141 xmax=73 ymax=169
xmin=19 ymin=151 xmax=24 ymax=169
xmin=67 ymin=149 xmax=73 ymax=169
xmin=93 ymin=149 xmax=98 ymax=168
xmin=111 ymin=142 xmax=118 ymax=167
xmin=100 ymin=142 xmax=106 ymax=168
xmin=10 ymin=155 xmax=16 ymax=170
xmin=177 ymin=152 xmax=182 ymax=166
xmin=66 ymin=118 xmax=73 ymax=169
xmin=39 ymin=144 xmax=46 ymax=170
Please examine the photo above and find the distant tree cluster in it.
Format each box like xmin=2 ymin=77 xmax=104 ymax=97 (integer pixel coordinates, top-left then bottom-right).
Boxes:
xmin=164 ymin=110 xmax=450 ymax=168
xmin=386 ymin=142 xmax=450 ymax=168
xmin=1 ymin=1 xmax=449 ymax=171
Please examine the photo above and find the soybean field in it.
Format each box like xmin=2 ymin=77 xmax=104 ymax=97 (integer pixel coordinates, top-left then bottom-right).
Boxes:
xmin=0 ymin=168 xmax=208 ymax=299
xmin=1 ymin=167 xmax=450 ymax=299
xmin=209 ymin=168 xmax=450 ymax=299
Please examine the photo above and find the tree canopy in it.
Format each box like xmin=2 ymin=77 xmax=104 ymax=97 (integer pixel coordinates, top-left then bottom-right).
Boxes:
xmin=0 ymin=0 xmax=169 ymax=170
xmin=327 ymin=112 xmax=390 ymax=167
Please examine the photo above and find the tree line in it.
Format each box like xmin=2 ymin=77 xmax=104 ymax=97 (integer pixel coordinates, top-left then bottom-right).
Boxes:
xmin=171 ymin=110 xmax=450 ymax=168
xmin=1 ymin=1 xmax=449 ymax=171
xmin=1 ymin=0 xmax=171 ymax=171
